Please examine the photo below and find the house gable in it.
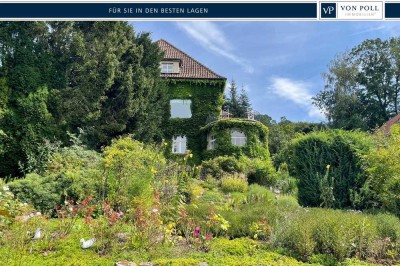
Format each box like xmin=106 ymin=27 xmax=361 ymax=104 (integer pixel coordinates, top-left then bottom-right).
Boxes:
xmin=156 ymin=39 xmax=226 ymax=80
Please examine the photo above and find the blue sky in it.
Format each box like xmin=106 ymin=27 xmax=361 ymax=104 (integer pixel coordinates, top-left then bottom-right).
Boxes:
xmin=132 ymin=21 xmax=400 ymax=122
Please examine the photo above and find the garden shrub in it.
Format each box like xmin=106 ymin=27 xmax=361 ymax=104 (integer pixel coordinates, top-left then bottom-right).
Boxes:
xmin=227 ymin=192 xmax=247 ymax=208
xmin=9 ymin=144 xmax=102 ymax=213
xmin=210 ymin=238 xmax=256 ymax=256
xmin=246 ymin=184 xmax=274 ymax=204
xmin=0 ymin=180 xmax=31 ymax=229
xmin=276 ymin=195 xmax=299 ymax=210
xmin=278 ymin=130 xmax=374 ymax=209
xmin=103 ymin=136 xmax=166 ymax=210
xmin=220 ymin=174 xmax=248 ymax=193
xmin=271 ymin=208 xmax=400 ymax=262
xmin=243 ymin=157 xmax=276 ymax=187
xmin=201 ymin=190 xmax=225 ymax=203
xmin=201 ymin=155 xmax=276 ymax=188
xmin=201 ymin=156 xmax=243 ymax=179
xmin=362 ymin=125 xmax=400 ymax=216
xmin=373 ymin=213 xmax=400 ymax=241
xmin=309 ymin=254 xmax=337 ymax=266
xmin=8 ymin=173 xmax=61 ymax=213
xmin=272 ymin=209 xmax=317 ymax=261
xmin=275 ymin=163 xmax=298 ymax=195
xmin=221 ymin=201 xmax=277 ymax=238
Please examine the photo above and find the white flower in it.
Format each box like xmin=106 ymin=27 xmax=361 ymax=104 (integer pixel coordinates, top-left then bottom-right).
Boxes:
xmin=152 ymin=208 xmax=159 ymax=213
xmin=35 ymin=212 xmax=42 ymax=216
xmin=2 ymin=186 xmax=9 ymax=191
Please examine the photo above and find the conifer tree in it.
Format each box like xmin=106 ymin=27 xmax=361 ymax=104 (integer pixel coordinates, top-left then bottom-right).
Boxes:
xmin=224 ymin=79 xmax=252 ymax=118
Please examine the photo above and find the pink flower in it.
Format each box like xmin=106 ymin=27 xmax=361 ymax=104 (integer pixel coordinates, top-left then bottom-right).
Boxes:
xmin=206 ymin=234 xmax=211 ymax=240
xmin=195 ymin=226 xmax=200 ymax=231
xmin=194 ymin=230 xmax=199 ymax=237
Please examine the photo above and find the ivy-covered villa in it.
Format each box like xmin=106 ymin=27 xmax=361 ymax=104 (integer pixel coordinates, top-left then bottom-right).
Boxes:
xmin=157 ymin=40 xmax=270 ymax=162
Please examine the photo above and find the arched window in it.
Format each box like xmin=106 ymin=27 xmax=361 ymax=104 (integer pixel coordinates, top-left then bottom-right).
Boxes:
xmin=231 ymin=130 xmax=246 ymax=146
xmin=172 ymin=135 xmax=187 ymax=154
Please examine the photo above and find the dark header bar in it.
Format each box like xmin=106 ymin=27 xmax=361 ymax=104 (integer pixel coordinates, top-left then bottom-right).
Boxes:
xmin=386 ymin=3 xmax=400 ymax=18
xmin=0 ymin=3 xmax=317 ymax=19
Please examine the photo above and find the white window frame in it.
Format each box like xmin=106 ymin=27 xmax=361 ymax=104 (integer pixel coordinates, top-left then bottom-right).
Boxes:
xmin=161 ymin=63 xmax=174 ymax=73
xmin=207 ymin=133 xmax=217 ymax=150
xmin=231 ymin=130 xmax=246 ymax=147
xmin=172 ymin=135 xmax=187 ymax=154
xmin=170 ymin=99 xmax=192 ymax=118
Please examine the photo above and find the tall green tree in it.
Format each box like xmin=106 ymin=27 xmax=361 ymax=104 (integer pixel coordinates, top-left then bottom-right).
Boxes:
xmin=55 ymin=22 xmax=167 ymax=147
xmin=0 ymin=22 xmax=57 ymax=176
xmin=238 ymin=86 xmax=251 ymax=117
xmin=125 ymin=32 xmax=167 ymax=143
xmin=224 ymin=80 xmax=252 ymax=118
xmin=0 ymin=21 xmax=166 ymax=176
xmin=314 ymin=38 xmax=400 ymax=130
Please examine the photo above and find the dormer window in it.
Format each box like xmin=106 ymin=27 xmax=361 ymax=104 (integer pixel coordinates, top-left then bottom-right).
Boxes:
xmin=160 ymin=60 xmax=180 ymax=74
xmin=161 ymin=62 xmax=174 ymax=73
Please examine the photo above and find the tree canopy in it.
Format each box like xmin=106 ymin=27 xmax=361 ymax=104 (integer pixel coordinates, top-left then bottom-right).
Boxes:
xmin=313 ymin=37 xmax=400 ymax=131
xmin=0 ymin=22 xmax=166 ymax=176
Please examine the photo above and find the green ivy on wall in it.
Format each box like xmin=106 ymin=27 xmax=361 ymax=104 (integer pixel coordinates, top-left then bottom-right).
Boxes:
xmin=163 ymin=79 xmax=225 ymax=164
xmin=200 ymin=118 xmax=271 ymax=160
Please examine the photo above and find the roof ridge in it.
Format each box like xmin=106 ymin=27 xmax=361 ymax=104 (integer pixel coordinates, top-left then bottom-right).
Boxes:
xmin=377 ymin=113 xmax=400 ymax=134
xmin=157 ymin=39 xmax=225 ymax=80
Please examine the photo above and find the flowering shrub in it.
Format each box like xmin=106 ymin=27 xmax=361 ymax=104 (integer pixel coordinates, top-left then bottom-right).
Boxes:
xmin=176 ymin=208 xmax=195 ymax=241
xmin=56 ymin=196 xmax=96 ymax=237
xmin=250 ymin=216 xmax=271 ymax=241
xmin=130 ymin=195 xmax=164 ymax=252
xmin=103 ymin=136 xmax=166 ymax=210
xmin=0 ymin=182 xmax=24 ymax=229
xmin=220 ymin=174 xmax=248 ymax=193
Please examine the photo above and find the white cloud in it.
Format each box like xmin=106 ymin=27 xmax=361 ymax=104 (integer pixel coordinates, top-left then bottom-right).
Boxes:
xmin=176 ymin=21 xmax=254 ymax=73
xmin=352 ymin=22 xmax=400 ymax=36
xmin=268 ymin=77 xmax=325 ymax=120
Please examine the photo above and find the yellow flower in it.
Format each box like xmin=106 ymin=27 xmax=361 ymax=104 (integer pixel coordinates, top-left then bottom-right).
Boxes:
xmin=151 ymin=167 xmax=157 ymax=174
xmin=189 ymin=153 xmax=193 ymax=158
xmin=253 ymin=234 xmax=258 ymax=239
xmin=326 ymin=164 xmax=331 ymax=169
xmin=167 ymin=222 xmax=175 ymax=229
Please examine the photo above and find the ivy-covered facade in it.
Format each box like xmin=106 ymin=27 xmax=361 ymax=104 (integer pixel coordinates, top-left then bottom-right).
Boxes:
xmin=157 ymin=39 xmax=269 ymax=163
xmin=201 ymin=119 xmax=270 ymax=160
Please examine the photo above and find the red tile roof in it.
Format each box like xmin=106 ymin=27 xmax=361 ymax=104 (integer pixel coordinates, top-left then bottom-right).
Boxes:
xmin=377 ymin=113 xmax=400 ymax=135
xmin=156 ymin=39 xmax=226 ymax=80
